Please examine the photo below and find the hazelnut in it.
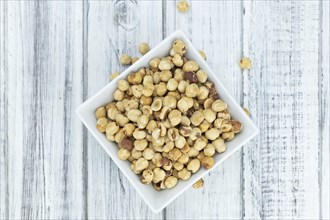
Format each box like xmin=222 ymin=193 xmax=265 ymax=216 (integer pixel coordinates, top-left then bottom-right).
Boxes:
xmin=199 ymin=120 xmax=210 ymax=133
xmin=127 ymin=73 xmax=143 ymax=85
xmin=164 ymin=176 xmax=178 ymax=189
xmin=173 ymin=162 xmax=184 ymax=171
xmin=230 ymin=120 xmax=243 ymax=133
xmin=193 ymin=178 xmax=204 ymax=189
xmin=179 ymin=126 xmax=192 ymax=137
xmin=143 ymin=148 xmax=155 ymax=160
xmin=181 ymin=143 xmax=190 ymax=153
xmin=212 ymin=100 xmax=227 ymax=112
xmin=127 ymin=109 xmax=142 ymax=122
xmin=168 ymin=128 xmax=179 ymax=141
xmin=96 ymin=117 xmax=108 ymax=132
xmin=194 ymin=138 xmax=207 ymax=151
xmin=124 ymin=99 xmax=139 ymax=111
xmin=178 ymin=80 xmax=189 ymax=93
xmin=183 ymin=61 xmax=199 ymax=72
xmin=163 ymin=141 xmax=175 ymax=153
xmin=201 ymin=156 xmax=215 ymax=170
xmin=106 ymin=122 xmax=120 ymax=136
xmin=218 ymin=111 xmax=231 ymax=120
xmin=168 ymin=148 xmax=182 ymax=161
xmin=196 ymin=70 xmax=208 ymax=83
xmin=95 ymin=107 xmax=106 ymax=119
xmin=114 ymin=129 xmax=125 ymax=143
xmin=158 ymin=60 xmax=172 ymax=71
xmin=142 ymin=83 xmax=155 ymax=97
xmin=190 ymin=111 xmax=205 ymax=126
xmin=146 ymin=120 xmax=157 ymax=134
xmin=212 ymin=138 xmax=226 ymax=153
xmin=172 ymin=40 xmax=187 ymax=55
xmin=177 ymin=97 xmax=194 ymax=112
xmin=188 ymin=147 xmax=199 ymax=157
xmin=174 ymin=68 xmax=184 ymax=81
xmin=184 ymin=71 xmax=198 ymax=83
xmin=143 ymin=75 xmax=154 ymax=86
xmin=167 ymin=78 xmax=179 ymax=91
xmin=131 ymin=85 xmax=143 ymax=98
xmin=163 ymin=96 xmax=177 ymax=108
xmin=203 ymin=109 xmax=216 ymax=123
xmin=153 ymin=168 xmax=166 ymax=183
xmin=187 ymin=159 xmax=201 ymax=173
xmin=168 ymin=110 xmax=182 ymax=126
xmin=138 ymin=42 xmax=150 ymax=55
xmin=117 ymin=79 xmax=129 ymax=91
xmin=133 ymin=129 xmax=147 ymax=140
xmin=151 ymin=98 xmax=163 ymax=111
xmin=177 ymin=153 xmax=189 ymax=164
xmin=178 ymin=168 xmax=191 ymax=180
xmin=175 ymin=135 xmax=186 ymax=148
xmin=172 ymin=54 xmax=183 ymax=67
xmin=159 ymin=107 xmax=171 ymax=120
xmin=198 ymin=50 xmax=207 ymax=60
xmin=197 ymin=86 xmax=209 ymax=100
xmin=204 ymin=144 xmax=215 ymax=156
xmin=214 ymin=118 xmax=223 ymax=129
xmin=239 ymin=57 xmax=252 ymax=69
xmin=160 ymin=70 xmax=173 ymax=82
xmin=149 ymin=58 xmax=160 ymax=70
xmin=152 ymin=153 xmax=162 ymax=167
xmin=134 ymin=139 xmax=148 ymax=151
xmin=204 ymin=98 xmax=213 ymax=109
xmin=137 ymin=115 xmax=149 ymax=129
xmin=185 ymin=84 xmax=199 ymax=98
xmin=222 ymin=132 xmax=235 ymax=141
xmin=159 ymin=123 xmax=167 ymax=136
xmin=189 ymin=127 xmax=202 ymax=140
xmin=205 ymin=128 xmax=220 ymax=141
xmin=114 ymin=89 xmax=125 ymax=101
xmin=117 ymin=148 xmax=131 ymax=160
xmin=155 ymin=82 xmax=167 ymax=96
xmin=220 ymin=120 xmax=232 ymax=132
xmin=141 ymin=169 xmax=154 ymax=184
xmin=141 ymin=105 xmax=153 ymax=117
xmin=119 ymin=54 xmax=131 ymax=65
xmin=135 ymin=158 xmax=149 ymax=171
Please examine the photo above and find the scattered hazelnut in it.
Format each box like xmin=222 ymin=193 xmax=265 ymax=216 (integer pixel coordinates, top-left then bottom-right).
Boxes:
xmin=201 ymin=156 xmax=215 ymax=169
xmin=239 ymin=57 xmax=252 ymax=69
xmin=193 ymin=178 xmax=204 ymax=189
xmin=138 ymin=42 xmax=150 ymax=55
xmin=119 ymin=54 xmax=131 ymax=65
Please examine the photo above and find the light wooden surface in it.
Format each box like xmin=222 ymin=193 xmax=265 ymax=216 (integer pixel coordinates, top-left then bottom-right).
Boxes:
xmin=0 ymin=1 xmax=329 ymax=219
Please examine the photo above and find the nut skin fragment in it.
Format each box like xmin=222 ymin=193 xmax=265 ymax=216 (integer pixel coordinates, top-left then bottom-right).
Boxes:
xmin=193 ymin=178 xmax=204 ymax=189
xmin=184 ymin=71 xmax=198 ymax=83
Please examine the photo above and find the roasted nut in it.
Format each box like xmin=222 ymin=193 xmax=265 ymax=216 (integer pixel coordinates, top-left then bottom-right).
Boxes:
xmin=185 ymin=83 xmax=199 ymax=98
xmin=146 ymin=120 xmax=157 ymax=134
xmin=218 ymin=111 xmax=231 ymax=120
xmin=117 ymin=148 xmax=131 ymax=160
xmin=109 ymin=72 xmax=120 ymax=80
xmin=184 ymin=71 xmax=198 ymax=83
xmin=96 ymin=117 xmax=108 ymax=132
xmin=181 ymin=143 xmax=190 ymax=153
xmin=163 ymin=96 xmax=177 ymax=109
xmin=141 ymin=106 xmax=153 ymax=117
xmin=127 ymin=109 xmax=142 ymax=122
xmin=194 ymin=138 xmax=207 ymax=151
xmin=178 ymin=168 xmax=191 ymax=180
xmin=135 ymin=158 xmax=149 ymax=171
xmin=168 ymin=128 xmax=179 ymax=141
xmin=174 ymin=68 xmax=184 ymax=81
xmin=196 ymin=70 xmax=208 ymax=83
xmin=163 ymin=141 xmax=175 ymax=153
xmin=141 ymin=169 xmax=154 ymax=184
xmin=178 ymin=80 xmax=189 ymax=93
xmin=143 ymin=148 xmax=155 ymax=160
xmin=151 ymin=98 xmax=163 ymax=111
xmin=204 ymin=98 xmax=213 ymax=109
xmin=149 ymin=58 xmax=160 ymax=70
xmin=152 ymin=128 xmax=161 ymax=139
xmin=164 ymin=176 xmax=178 ymax=189
xmin=152 ymin=153 xmax=162 ymax=167
xmin=198 ymin=86 xmax=209 ymax=100
xmin=131 ymin=85 xmax=143 ymax=98
xmin=190 ymin=111 xmax=205 ymax=126
xmin=131 ymin=57 xmax=139 ymax=64
xmin=197 ymin=152 xmax=206 ymax=161
xmin=201 ymin=156 xmax=214 ymax=169
xmin=158 ymin=60 xmax=172 ymax=71
xmin=160 ymin=70 xmax=173 ymax=82
xmin=183 ymin=61 xmax=199 ymax=72
xmin=152 ymin=136 xmax=165 ymax=148
xmin=188 ymin=147 xmax=199 ymax=157
xmin=155 ymin=82 xmax=167 ymax=96
xmin=172 ymin=54 xmax=183 ymax=67
xmin=106 ymin=134 xmax=115 ymax=141
xmin=230 ymin=120 xmax=243 ymax=133
xmin=187 ymin=159 xmax=201 ymax=173
xmin=167 ymin=78 xmax=179 ymax=91
xmin=105 ymin=102 xmax=116 ymax=111
xmin=153 ymin=168 xmax=166 ymax=183
xmin=159 ymin=123 xmax=167 ymax=136
xmin=95 ymin=107 xmax=106 ymax=119
xmin=203 ymin=109 xmax=216 ymax=123
xmin=177 ymin=0 xmax=189 ymax=12
xmin=143 ymin=75 xmax=153 ymax=86
xmin=162 ymin=119 xmax=172 ymax=129
xmin=189 ymin=127 xmax=202 ymax=140
xmin=117 ymin=79 xmax=129 ymax=91
xmin=212 ymin=138 xmax=226 ymax=153
xmin=199 ymin=50 xmax=206 ymax=60
xmin=177 ymin=153 xmax=189 ymax=164
xmin=162 ymin=159 xmax=172 ymax=171
xmin=170 ymin=48 xmax=176 ymax=56
xmin=193 ymin=178 xmax=204 ymax=189
xmin=212 ymin=100 xmax=227 ymax=112
xmin=220 ymin=120 xmax=232 ymax=132
xmin=173 ymin=162 xmax=184 ymax=171
xmin=133 ymin=129 xmax=147 ymax=140
xmin=142 ymin=83 xmax=155 ymax=97
xmin=147 ymin=162 xmax=157 ymax=170
xmin=179 ymin=126 xmax=192 ymax=137
xmin=137 ymin=115 xmax=149 ymax=129
xmin=175 ymin=135 xmax=186 ymax=148
xmin=138 ymin=42 xmax=150 ymax=55
xmin=114 ymin=89 xmax=125 ymax=101
xmin=134 ymin=139 xmax=148 ymax=151
xmin=168 ymin=110 xmax=182 ymax=126
xmin=120 ymin=54 xmax=131 ymax=65
xmin=204 ymin=144 xmax=215 ymax=156
xmin=128 ymin=73 xmax=143 ymax=85
xmin=106 ymin=122 xmax=120 ymax=136
xmin=199 ymin=120 xmax=210 ymax=133
xmin=124 ymin=99 xmax=139 ymax=111
xmin=115 ymin=129 xmax=125 ymax=143
xmin=222 ymin=131 xmax=235 ymax=141
xmin=213 ymin=118 xmax=223 ymax=129
xmin=119 ymin=137 xmax=133 ymax=151
xmin=168 ymin=148 xmax=182 ymax=161
xmin=159 ymin=107 xmax=171 ymax=120
xmin=205 ymin=128 xmax=220 ymax=141
xmin=137 ymin=68 xmax=146 ymax=77
xmin=177 ymin=97 xmax=193 ymax=112
xmin=239 ymin=57 xmax=252 ymax=69
xmin=172 ymin=40 xmax=187 ymax=55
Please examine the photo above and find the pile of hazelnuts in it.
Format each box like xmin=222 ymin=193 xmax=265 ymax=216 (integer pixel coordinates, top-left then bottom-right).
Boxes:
xmin=95 ymin=39 xmax=242 ymax=190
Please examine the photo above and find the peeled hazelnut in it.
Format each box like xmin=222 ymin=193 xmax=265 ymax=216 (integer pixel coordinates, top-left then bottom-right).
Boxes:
xmin=212 ymin=100 xmax=227 ymax=112
xmin=168 ymin=148 xmax=182 ymax=161
xmin=159 ymin=123 xmax=167 ymax=137
xmin=95 ymin=107 xmax=106 ymax=119
xmin=188 ymin=147 xmax=199 ymax=157
xmin=194 ymin=138 xmax=207 ymax=151
xmin=187 ymin=159 xmax=201 ymax=173
xmin=185 ymin=84 xmax=199 ymax=98
xmin=119 ymin=54 xmax=131 ymax=65
xmin=178 ymin=80 xmax=189 ymax=93
xmin=189 ymin=127 xmax=202 ymax=140
xmin=143 ymin=148 xmax=155 ymax=160
xmin=168 ymin=110 xmax=182 ymax=126
xmin=142 ymin=83 xmax=155 ymax=97
xmin=193 ymin=178 xmax=204 ymax=189
xmin=230 ymin=120 xmax=243 ymax=133
xmin=167 ymin=91 xmax=181 ymax=100
xmin=218 ymin=111 xmax=231 ymax=120
xmin=175 ymin=135 xmax=186 ymax=149
xmin=106 ymin=122 xmax=119 ymax=136
xmin=143 ymin=75 xmax=153 ymax=86
xmin=152 ymin=136 xmax=165 ymax=148
xmin=160 ymin=70 xmax=173 ymax=82
xmin=196 ymin=70 xmax=208 ymax=83
xmin=151 ymin=98 xmax=163 ymax=111
xmin=152 ymin=128 xmax=161 ymax=139
xmin=177 ymin=97 xmax=194 ymax=112
xmin=212 ymin=138 xmax=226 ymax=153
xmin=127 ymin=73 xmax=143 ymax=85
xmin=174 ymin=68 xmax=184 ymax=81
xmin=201 ymin=156 xmax=215 ymax=170
xmin=133 ymin=129 xmax=147 ymax=140
xmin=183 ymin=60 xmax=199 ymax=72
xmin=172 ymin=40 xmax=187 ymax=55
xmin=155 ymin=82 xmax=167 ymax=96
xmin=199 ymin=120 xmax=210 ymax=133
xmin=204 ymin=98 xmax=213 ymax=109
xmin=115 ymin=114 xmax=129 ymax=127
xmin=181 ymin=143 xmax=190 ymax=153
xmin=117 ymin=148 xmax=131 ymax=160
xmin=197 ymin=86 xmax=209 ymax=100
xmin=214 ymin=118 xmax=223 ymax=129
xmin=168 ymin=128 xmax=179 ymax=141
xmin=114 ymin=129 xmax=125 ymax=143
xmin=190 ymin=111 xmax=205 ymax=126
xmin=180 ymin=115 xmax=191 ymax=126
xmin=134 ymin=139 xmax=148 ymax=151
xmin=203 ymin=109 xmax=216 ymax=123
xmin=146 ymin=120 xmax=157 ymax=134
xmin=198 ymin=50 xmax=206 ymax=60
xmin=124 ymin=99 xmax=139 ymax=111
xmin=163 ymin=141 xmax=175 ymax=153
xmin=204 ymin=144 xmax=216 ymax=156
xmin=117 ymin=79 xmax=129 ymax=91
xmin=105 ymin=102 xmax=116 ymax=111
xmin=177 ymin=153 xmax=189 ymax=164
xmin=106 ymin=134 xmax=115 ymax=141
xmin=114 ymin=89 xmax=125 ymax=101
xmin=163 ymin=96 xmax=177 ymax=108
xmin=205 ymin=128 xmax=220 ymax=141
xmin=172 ymin=54 xmax=183 ymax=67
xmin=173 ymin=162 xmax=184 ymax=171
xmin=178 ymin=168 xmax=191 ymax=180
xmin=179 ymin=126 xmax=192 ymax=137
xmin=141 ymin=169 xmax=154 ymax=184
xmin=152 ymin=153 xmax=162 ymax=167
xmin=149 ymin=58 xmax=160 ymax=70
xmin=137 ymin=115 xmax=149 ymax=129
xmin=184 ymin=71 xmax=198 ymax=83
xmin=142 ymin=105 xmax=153 ymax=117
xmin=131 ymin=85 xmax=143 ymax=98
xmin=164 ymin=176 xmax=178 ymax=189
xmin=153 ymin=168 xmax=166 ymax=183
xmin=239 ymin=57 xmax=252 ymax=69
xmin=135 ymin=158 xmax=149 ymax=171
xmin=222 ymin=131 xmax=235 ymax=141
xmin=220 ymin=120 xmax=233 ymax=132
xmin=158 ymin=60 xmax=172 ymax=71
xmin=120 ymin=137 xmax=133 ymax=151
xmin=167 ymin=78 xmax=179 ymax=91
xmin=127 ymin=109 xmax=142 ymax=122
xmin=159 ymin=107 xmax=171 ymax=120
xmin=138 ymin=42 xmax=150 ymax=55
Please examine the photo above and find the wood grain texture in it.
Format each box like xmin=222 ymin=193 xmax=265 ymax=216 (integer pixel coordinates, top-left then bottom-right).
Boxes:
xmin=242 ymin=1 xmax=321 ymax=219
xmin=163 ymin=1 xmax=244 ymax=219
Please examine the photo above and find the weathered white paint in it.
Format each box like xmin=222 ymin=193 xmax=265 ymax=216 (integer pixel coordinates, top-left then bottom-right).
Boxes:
xmin=0 ymin=0 xmax=328 ymax=219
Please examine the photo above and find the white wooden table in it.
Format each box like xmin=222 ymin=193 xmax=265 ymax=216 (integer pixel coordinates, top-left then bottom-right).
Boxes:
xmin=0 ymin=1 xmax=329 ymax=219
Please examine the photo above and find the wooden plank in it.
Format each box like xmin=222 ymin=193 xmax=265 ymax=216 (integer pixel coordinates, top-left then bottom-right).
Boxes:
xmin=163 ymin=1 xmax=244 ymax=219
xmin=320 ymin=1 xmax=330 ymax=219
xmin=4 ymin=1 xmax=85 ymax=219
xmin=85 ymin=1 xmax=163 ymax=218
xmin=0 ymin=1 xmax=8 ymax=219
xmin=242 ymin=1 xmax=320 ymax=219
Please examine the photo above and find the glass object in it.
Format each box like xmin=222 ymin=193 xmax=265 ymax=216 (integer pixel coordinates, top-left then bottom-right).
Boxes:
xmin=114 ymin=0 xmax=140 ymax=31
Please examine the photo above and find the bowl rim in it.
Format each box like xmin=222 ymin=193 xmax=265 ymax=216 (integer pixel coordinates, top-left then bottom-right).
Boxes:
xmin=76 ymin=29 xmax=259 ymax=213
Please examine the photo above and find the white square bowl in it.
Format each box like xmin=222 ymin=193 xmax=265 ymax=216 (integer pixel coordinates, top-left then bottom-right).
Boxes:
xmin=76 ymin=30 xmax=258 ymax=213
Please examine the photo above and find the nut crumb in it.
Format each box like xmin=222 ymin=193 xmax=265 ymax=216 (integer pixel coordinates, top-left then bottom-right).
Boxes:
xmin=193 ymin=178 xmax=204 ymax=189
xmin=239 ymin=57 xmax=252 ymax=69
